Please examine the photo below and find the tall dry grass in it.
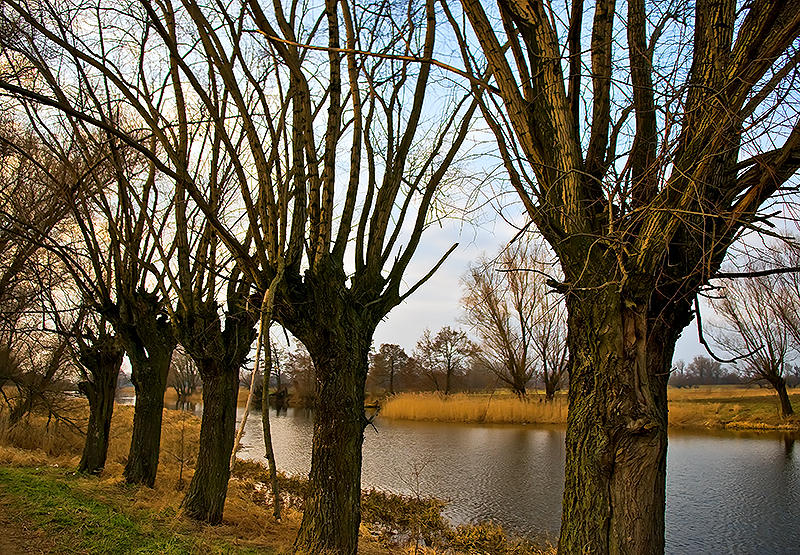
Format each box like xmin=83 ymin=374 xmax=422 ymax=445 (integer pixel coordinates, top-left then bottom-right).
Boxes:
xmin=382 ymin=387 xmax=800 ymax=431
xmin=0 ymin=400 xmax=553 ymax=554
xmin=381 ymin=392 xmax=568 ymax=425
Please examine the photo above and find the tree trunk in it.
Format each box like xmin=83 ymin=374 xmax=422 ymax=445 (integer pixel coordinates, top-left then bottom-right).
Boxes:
xmin=293 ymin=336 xmax=369 ymax=555
xmin=78 ymin=341 xmax=122 ymax=474
xmin=558 ymin=289 xmax=688 ymax=555
xmin=124 ymin=357 xmax=169 ymax=487
xmin=772 ymin=377 xmax=794 ymax=418
xmin=182 ymin=364 xmax=239 ymax=524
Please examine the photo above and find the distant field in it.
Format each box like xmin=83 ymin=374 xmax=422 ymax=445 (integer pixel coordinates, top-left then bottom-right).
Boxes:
xmin=381 ymin=386 xmax=800 ymax=431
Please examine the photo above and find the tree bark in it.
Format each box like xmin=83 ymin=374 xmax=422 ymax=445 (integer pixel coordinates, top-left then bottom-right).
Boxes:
xmin=124 ymin=355 xmax=170 ymax=487
xmin=78 ymin=338 xmax=123 ymax=474
xmin=292 ymin=326 xmax=370 ymax=555
xmin=182 ymin=364 xmax=239 ymax=523
xmin=771 ymin=377 xmax=794 ymax=418
xmin=558 ymin=288 xmax=689 ymax=555
xmin=177 ymin=295 xmax=257 ymax=524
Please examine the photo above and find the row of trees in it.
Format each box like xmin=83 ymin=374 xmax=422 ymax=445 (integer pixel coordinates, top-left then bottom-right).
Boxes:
xmin=1 ymin=0 xmax=478 ymax=552
xmin=1 ymin=0 xmax=798 ymax=553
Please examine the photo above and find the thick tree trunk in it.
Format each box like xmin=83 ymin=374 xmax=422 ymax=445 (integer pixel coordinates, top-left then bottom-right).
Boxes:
xmin=78 ymin=342 xmax=122 ymax=474
xmin=182 ymin=364 xmax=238 ymax=524
xmin=772 ymin=377 xmax=794 ymax=418
xmin=124 ymin=357 xmax=169 ymax=487
xmin=293 ymin=336 xmax=369 ymax=555
xmin=558 ymin=289 xmax=689 ymax=555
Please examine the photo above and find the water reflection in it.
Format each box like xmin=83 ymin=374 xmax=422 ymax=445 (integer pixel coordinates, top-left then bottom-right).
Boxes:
xmin=235 ymin=408 xmax=800 ymax=553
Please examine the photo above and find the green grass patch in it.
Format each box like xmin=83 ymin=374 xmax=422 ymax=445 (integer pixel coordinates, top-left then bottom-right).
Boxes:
xmin=0 ymin=467 xmax=262 ymax=555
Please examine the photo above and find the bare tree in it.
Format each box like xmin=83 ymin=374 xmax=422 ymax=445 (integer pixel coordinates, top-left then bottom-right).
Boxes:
xmin=76 ymin=315 xmax=123 ymax=474
xmin=167 ymin=348 xmax=201 ymax=406
xmin=369 ymin=344 xmax=411 ymax=395
xmin=463 ymin=238 xmax=567 ymax=399
xmin=415 ymin=327 xmax=475 ymax=395
xmin=285 ymin=345 xmax=316 ymax=407
xmin=446 ymin=0 xmax=800 ymax=551
xmin=713 ymin=268 xmax=795 ymax=416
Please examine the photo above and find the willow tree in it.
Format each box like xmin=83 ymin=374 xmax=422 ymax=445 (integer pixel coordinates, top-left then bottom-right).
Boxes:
xmin=446 ymin=0 xmax=800 ymax=552
xmin=0 ymin=22 xmax=177 ymax=484
xmin=713 ymin=266 xmax=795 ymax=417
xmin=2 ymin=0 xmax=478 ymax=550
xmin=235 ymin=2 xmax=478 ymax=549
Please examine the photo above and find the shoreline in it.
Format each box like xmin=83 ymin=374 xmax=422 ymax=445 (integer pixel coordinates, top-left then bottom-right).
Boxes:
xmin=378 ymin=389 xmax=800 ymax=434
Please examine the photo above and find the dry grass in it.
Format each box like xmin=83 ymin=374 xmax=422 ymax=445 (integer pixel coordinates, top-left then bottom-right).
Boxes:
xmin=0 ymin=400 xmax=553 ymax=554
xmin=382 ymin=387 xmax=800 ymax=431
xmin=381 ymin=392 xmax=568 ymax=425
xmin=666 ymin=385 xmax=800 ymax=430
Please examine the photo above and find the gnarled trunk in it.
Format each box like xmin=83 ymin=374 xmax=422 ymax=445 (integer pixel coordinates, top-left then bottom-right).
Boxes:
xmin=770 ymin=376 xmax=794 ymax=418
xmin=182 ymin=364 xmax=239 ymax=523
xmin=558 ymin=288 xmax=689 ymax=555
xmin=124 ymin=355 xmax=170 ymax=486
xmin=178 ymin=297 xmax=256 ymax=524
xmin=292 ymin=325 xmax=370 ymax=554
xmin=78 ymin=337 xmax=123 ymax=474
xmin=116 ymin=292 xmax=176 ymax=487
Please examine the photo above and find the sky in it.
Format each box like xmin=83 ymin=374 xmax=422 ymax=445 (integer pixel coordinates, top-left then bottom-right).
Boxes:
xmin=369 ymin=204 xmax=709 ymax=365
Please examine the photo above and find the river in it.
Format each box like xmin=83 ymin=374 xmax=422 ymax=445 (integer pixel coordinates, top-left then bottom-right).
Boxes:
xmin=232 ymin=407 xmax=800 ymax=554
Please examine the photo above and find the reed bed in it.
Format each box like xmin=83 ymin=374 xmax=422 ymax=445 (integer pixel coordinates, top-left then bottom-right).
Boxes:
xmin=383 ymin=387 xmax=800 ymax=431
xmin=381 ymin=392 xmax=568 ymax=425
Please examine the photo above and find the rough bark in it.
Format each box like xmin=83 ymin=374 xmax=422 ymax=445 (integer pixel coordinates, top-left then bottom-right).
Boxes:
xmin=558 ymin=285 xmax=691 ymax=554
xmin=77 ymin=335 xmax=123 ymax=474
xmin=117 ymin=293 xmax=176 ymax=487
xmin=124 ymin=353 xmax=170 ymax=487
xmin=182 ymin=364 xmax=239 ymax=523
xmin=771 ymin=376 xmax=794 ymax=418
xmin=282 ymin=269 xmax=374 ymax=555
xmin=292 ymin=332 xmax=370 ymax=554
xmin=179 ymin=298 xmax=257 ymax=524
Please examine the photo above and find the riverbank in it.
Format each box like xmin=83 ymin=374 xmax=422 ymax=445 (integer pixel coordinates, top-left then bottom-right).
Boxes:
xmin=0 ymin=403 xmax=553 ymax=554
xmin=380 ymin=387 xmax=800 ymax=432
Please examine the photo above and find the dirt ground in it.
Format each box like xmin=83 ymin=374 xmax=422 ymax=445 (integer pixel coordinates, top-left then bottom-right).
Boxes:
xmin=0 ymin=497 xmax=60 ymax=554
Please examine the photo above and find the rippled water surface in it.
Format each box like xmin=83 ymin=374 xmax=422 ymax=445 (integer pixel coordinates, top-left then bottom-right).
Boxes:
xmin=233 ymin=408 xmax=799 ymax=553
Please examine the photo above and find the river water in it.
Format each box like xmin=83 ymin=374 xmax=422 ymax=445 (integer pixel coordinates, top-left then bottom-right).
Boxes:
xmin=233 ymin=408 xmax=800 ymax=554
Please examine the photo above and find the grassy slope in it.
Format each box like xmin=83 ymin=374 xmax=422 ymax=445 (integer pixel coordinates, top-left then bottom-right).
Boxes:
xmin=0 ymin=404 xmax=553 ymax=555
xmin=381 ymin=387 xmax=800 ymax=431
xmin=0 ymin=466 xmax=264 ymax=555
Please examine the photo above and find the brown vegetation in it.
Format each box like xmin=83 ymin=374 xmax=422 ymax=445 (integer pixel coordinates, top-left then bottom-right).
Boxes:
xmin=382 ymin=387 xmax=800 ymax=431
xmin=0 ymin=402 xmax=553 ymax=554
